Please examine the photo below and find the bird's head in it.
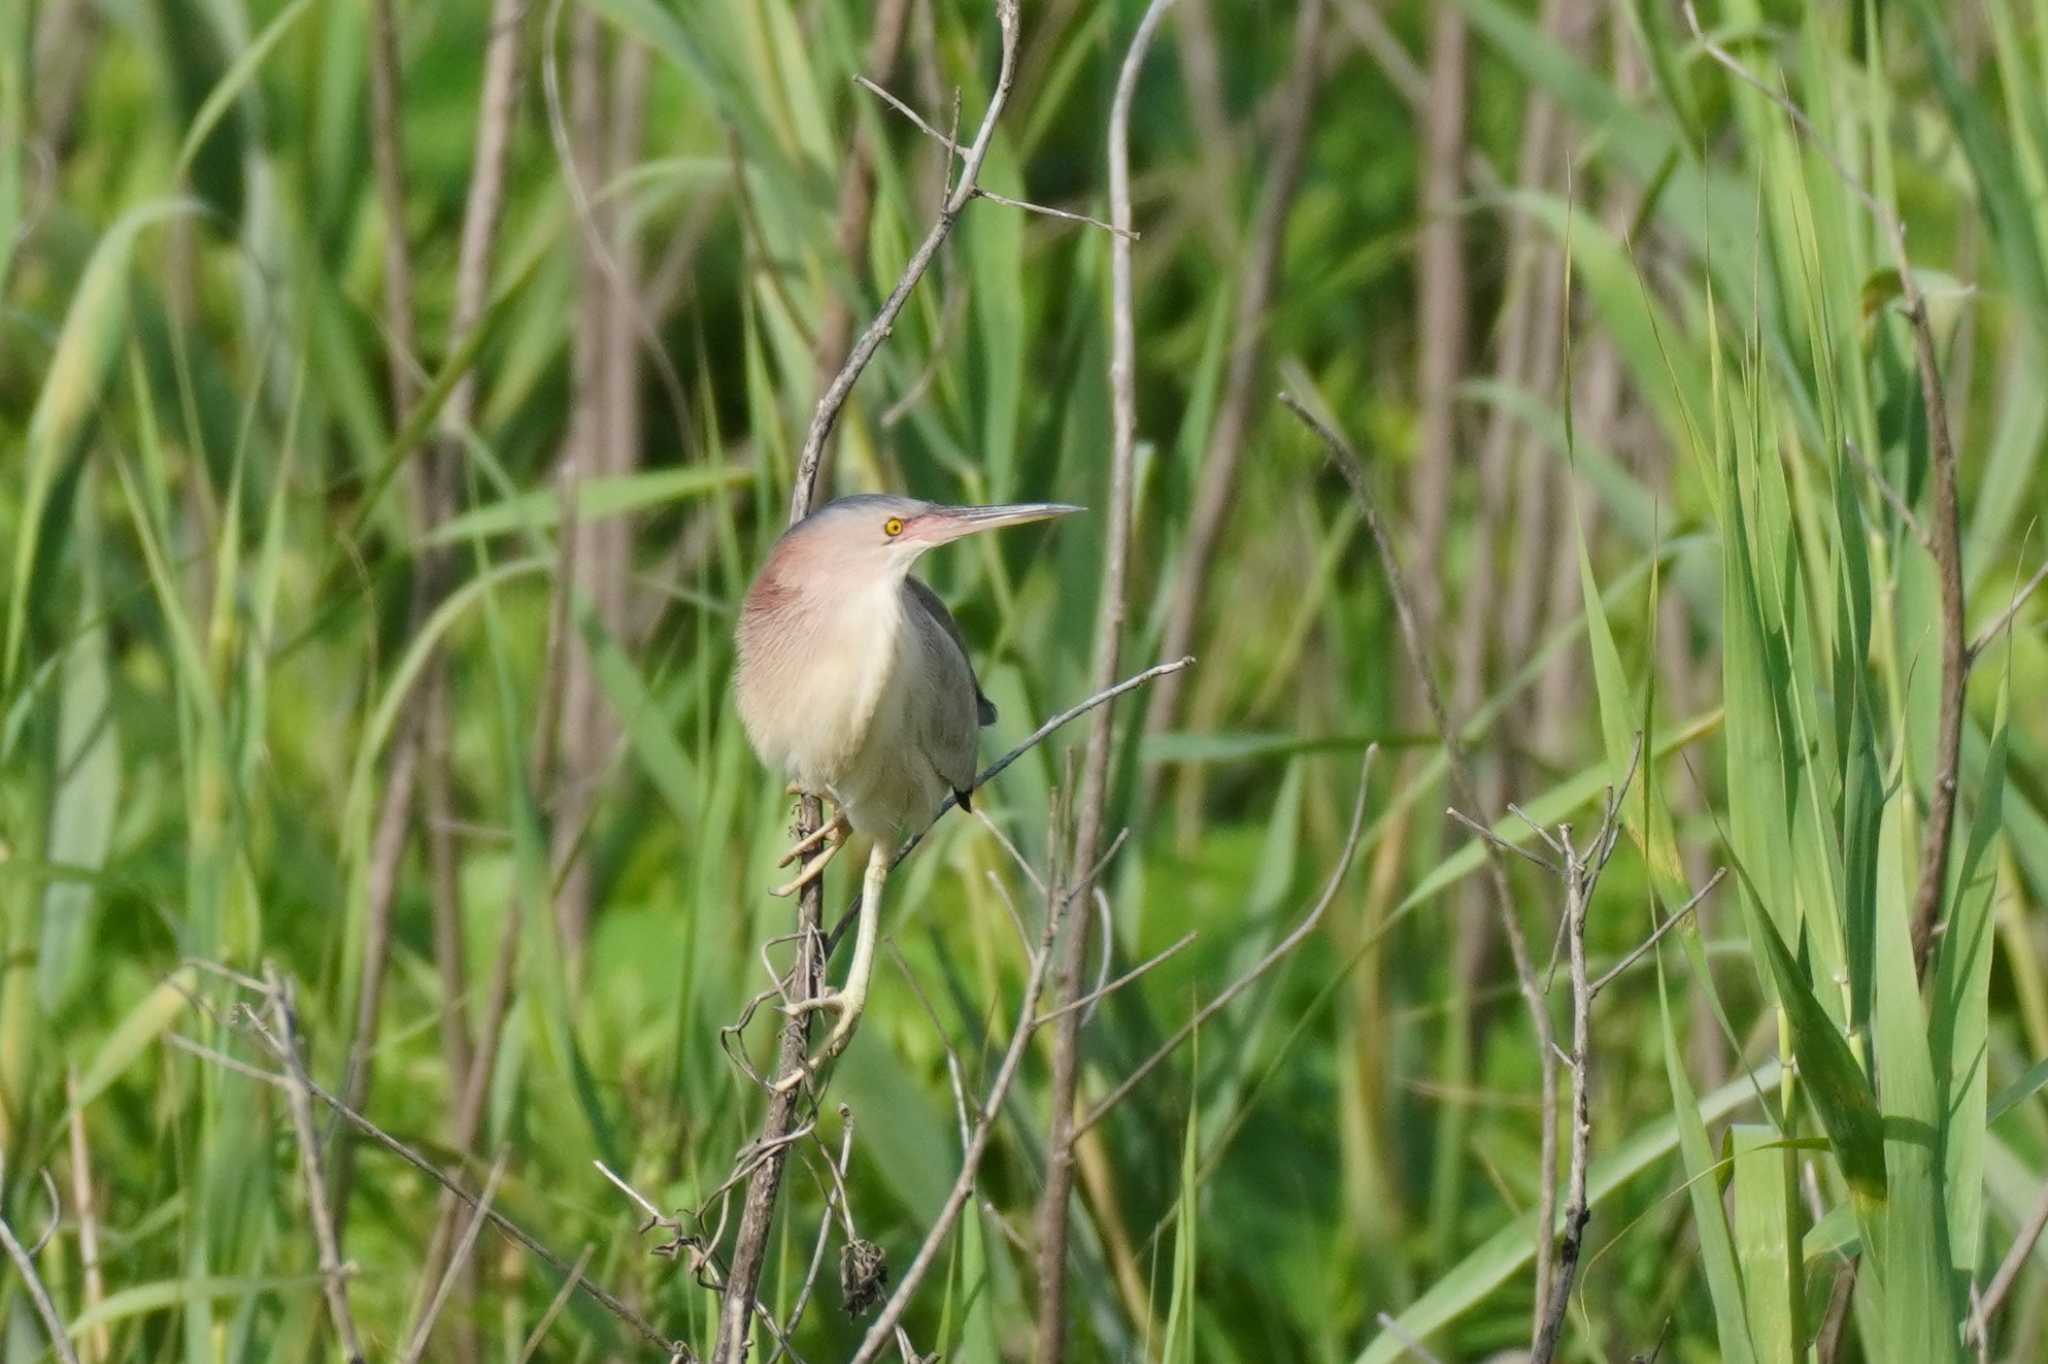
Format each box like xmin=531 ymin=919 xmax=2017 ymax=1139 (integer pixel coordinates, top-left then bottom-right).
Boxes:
xmin=773 ymin=494 xmax=1083 ymax=587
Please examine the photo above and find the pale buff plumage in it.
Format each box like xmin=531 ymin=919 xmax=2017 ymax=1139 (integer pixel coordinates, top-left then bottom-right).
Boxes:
xmin=734 ymin=493 xmax=1079 ymax=1083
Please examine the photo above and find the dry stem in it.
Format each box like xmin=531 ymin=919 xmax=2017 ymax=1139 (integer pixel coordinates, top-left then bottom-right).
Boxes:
xmin=1143 ymin=0 xmax=1326 ymax=782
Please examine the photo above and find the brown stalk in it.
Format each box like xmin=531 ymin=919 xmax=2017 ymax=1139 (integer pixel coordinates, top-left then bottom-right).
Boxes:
xmin=1281 ymin=390 xmax=1564 ymax=1333
xmin=1170 ymin=0 xmax=1236 ymax=248
xmin=1140 ymin=0 xmax=1327 ymax=786
xmin=546 ymin=4 xmax=624 ymax=959
xmin=63 ymin=1070 xmax=109 ymax=1363
xmin=712 ymin=7 xmax=1022 ymax=1360
xmin=1406 ymin=0 xmax=1469 ymax=647
xmin=336 ymin=0 xmax=523 ymax=1235
xmin=1970 ymin=1178 xmax=2048 ymax=1349
xmin=1031 ymin=4 xmax=1174 ymax=1355
xmin=813 ymin=0 xmax=916 ymax=397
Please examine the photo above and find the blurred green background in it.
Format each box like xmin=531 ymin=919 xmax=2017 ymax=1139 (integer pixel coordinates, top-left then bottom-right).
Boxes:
xmin=3 ymin=0 xmax=2048 ymax=1360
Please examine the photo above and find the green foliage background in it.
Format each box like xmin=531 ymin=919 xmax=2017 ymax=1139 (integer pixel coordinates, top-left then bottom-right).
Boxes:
xmin=2 ymin=0 xmax=2047 ymax=1360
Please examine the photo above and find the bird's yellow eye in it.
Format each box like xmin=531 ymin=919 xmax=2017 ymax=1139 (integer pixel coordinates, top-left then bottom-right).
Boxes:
xmin=884 ymin=517 xmax=904 ymax=537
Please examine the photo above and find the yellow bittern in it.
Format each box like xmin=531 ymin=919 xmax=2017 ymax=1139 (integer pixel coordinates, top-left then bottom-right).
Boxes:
xmin=735 ymin=494 xmax=1080 ymax=1079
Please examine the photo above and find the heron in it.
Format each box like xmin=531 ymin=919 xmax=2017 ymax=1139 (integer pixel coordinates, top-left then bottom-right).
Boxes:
xmin=735 ymin=493 xmax=1081 ymax=1081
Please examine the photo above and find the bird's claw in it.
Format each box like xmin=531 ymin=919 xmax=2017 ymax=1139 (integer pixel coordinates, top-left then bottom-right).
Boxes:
xmin=776 ymin=811 xmax=848 ymax=869
xmin=769 ymin=989 xmax=865 ymax=1093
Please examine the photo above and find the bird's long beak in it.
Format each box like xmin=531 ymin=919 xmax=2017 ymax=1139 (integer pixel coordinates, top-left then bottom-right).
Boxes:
xmin=917 ymin=502 xmax=1084 ymax=543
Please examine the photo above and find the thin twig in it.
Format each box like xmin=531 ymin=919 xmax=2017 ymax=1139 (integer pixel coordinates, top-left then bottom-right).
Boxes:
xmin=1967 ymin=557 xmax=2048 ymax=663
xmin=1845 ymin=438 xmax=1931 ymax=551
xmin=268 ymin=968 xmax=367 ymax=1364
xmin=768 ymin=1111 xmax=857 ymax=1362
xmin=852 ymin=74 xmax=1135 ymax=239
xmin=786 ymin=0 xmax=1022 ymax=517
xmin=1076 ymin=747 xmax=1375 ymax=1137
xmin=402 ymin=1150 xmax=507 ymax=1364
xmin=1448 ymin=806 xmax=1560 ymax=874
xmin=1591 ymin=869 xmax=1726 ymax=997
xmin=1971 ymin=1178 xmax=2048 ymax=1346
xmin=1375 ymin=1311 xmax=1449 ymax=1364
xmin=0 ymin=1202 xmax=78 ymax=1364
xmin=825 ymin=656 xmax=1197 ymax=955
xmin=1032 ymin=931 xmax=1198 ymax=1027
xmin=514 ymin=1243 xmax=593 ymax=1364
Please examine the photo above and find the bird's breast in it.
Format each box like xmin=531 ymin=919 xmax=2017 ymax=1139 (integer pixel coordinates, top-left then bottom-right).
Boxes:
xmin=735 ymin=577 xmax=905 ymax=800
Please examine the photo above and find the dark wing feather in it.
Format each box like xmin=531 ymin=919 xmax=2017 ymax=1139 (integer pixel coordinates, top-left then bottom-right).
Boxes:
xmin=904 ymin=576 xmax=997 ymax=726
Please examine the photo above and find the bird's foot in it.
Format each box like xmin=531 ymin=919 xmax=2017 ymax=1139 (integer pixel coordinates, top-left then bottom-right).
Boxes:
xmin=769 ymin=986 xmax=866 ymax=1093
xmin=776 ymin=810 xmax=849 ymax=868
xmin=770 ymin=827 xmax=848 ymax=898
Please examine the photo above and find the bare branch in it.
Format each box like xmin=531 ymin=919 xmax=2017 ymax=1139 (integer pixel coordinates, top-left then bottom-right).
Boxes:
xmin=1448 ymin=806 xmax=1560 ymax=875
xmin=1591 ymin=869 xmax=1726 ymax=997
xmin=853 ymin=75 xmax=1135 ymax=239
xmin=1531 ymin=828 xmax=1595 ymax=1364
xmin=1032 ymin=930 xmax=1198 ymax=1028
xmin=1971 ymin=1178 xmax=2048 ymax=1347
xmin=787 ymin=0 xmax=1023 ymax=521
xmin=1968 ymin=556 xmax=2048 ymax=663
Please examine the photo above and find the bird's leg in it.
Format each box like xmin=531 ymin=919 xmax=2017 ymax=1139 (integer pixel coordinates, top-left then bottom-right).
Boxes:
xmin=772 ymin=841 xmax=887 ymax=1093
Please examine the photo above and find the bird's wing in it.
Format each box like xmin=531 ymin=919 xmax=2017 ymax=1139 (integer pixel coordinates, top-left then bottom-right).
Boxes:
xmin=903 ymin=577 xmax=985 ymax=809
xmin=904 ymin=577 xmax=997 ymax=726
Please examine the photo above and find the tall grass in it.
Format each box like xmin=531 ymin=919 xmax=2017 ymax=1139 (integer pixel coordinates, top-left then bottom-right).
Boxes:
xmin=2 ymin=1 xmax=2046 ymax=1361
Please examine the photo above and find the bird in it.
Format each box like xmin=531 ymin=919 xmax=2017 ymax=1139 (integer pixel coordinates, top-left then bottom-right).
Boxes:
xmin=735 ymin=493 xmax=1081 ymax=1082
